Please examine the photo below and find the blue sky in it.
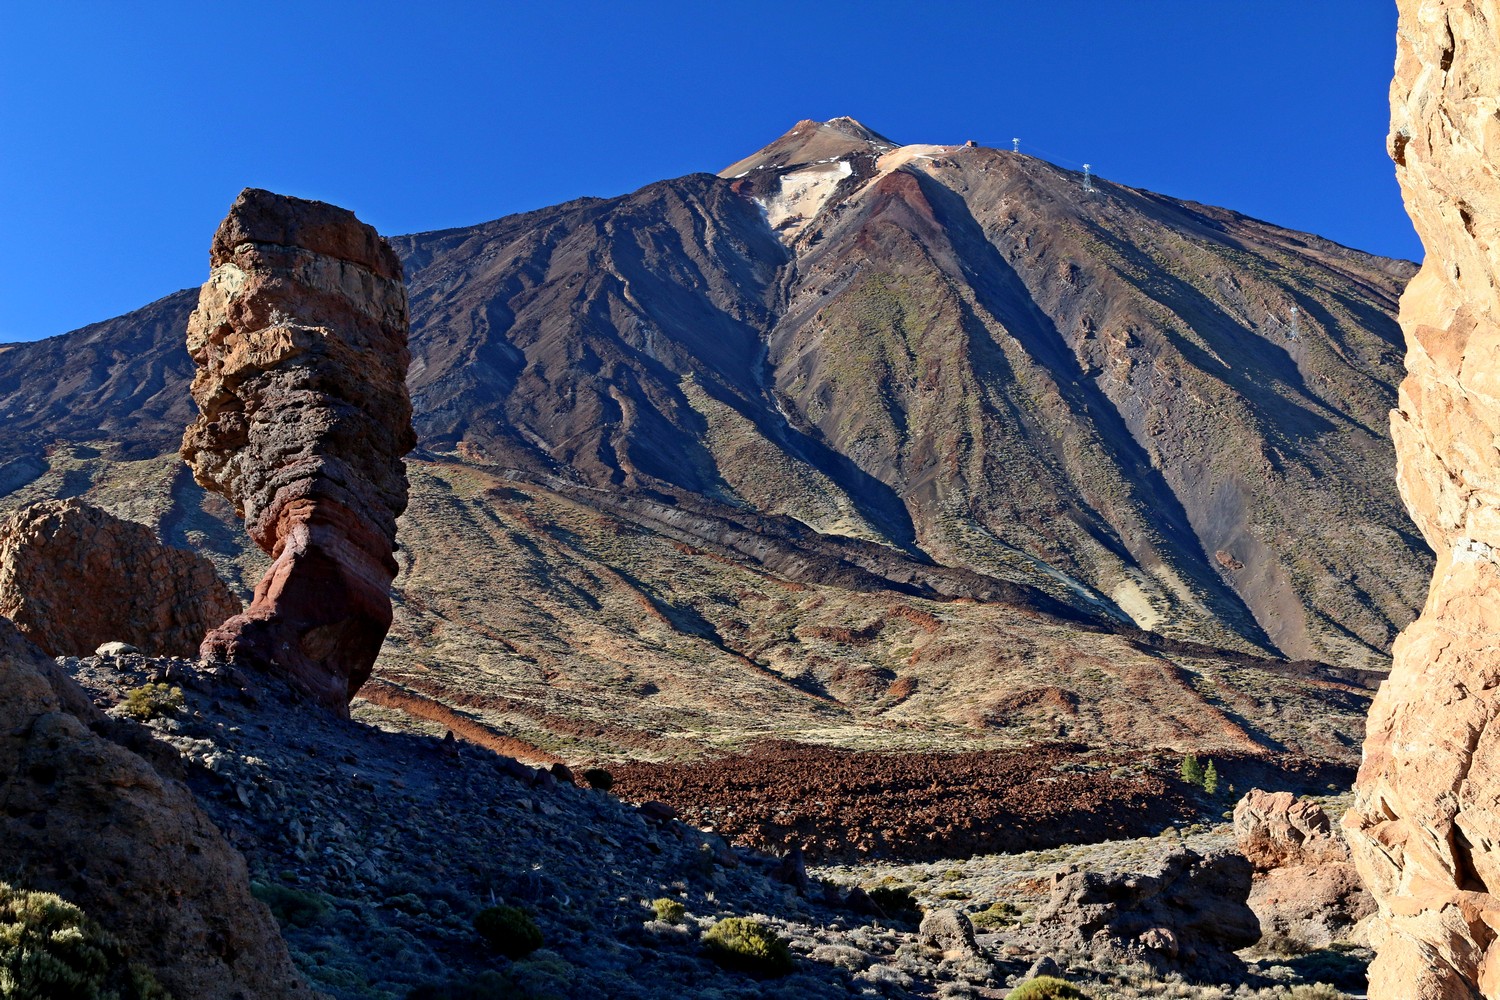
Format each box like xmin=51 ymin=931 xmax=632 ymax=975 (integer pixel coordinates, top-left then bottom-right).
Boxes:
xmin=1 ymin=1 xmax=1415 ymax=343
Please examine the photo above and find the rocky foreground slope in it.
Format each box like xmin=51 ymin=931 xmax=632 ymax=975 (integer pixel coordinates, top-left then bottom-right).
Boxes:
xmin=1345 ymin=2 xmax=1500 ymax=997
xmin=0 ymin=619 xmax=311 ymax=998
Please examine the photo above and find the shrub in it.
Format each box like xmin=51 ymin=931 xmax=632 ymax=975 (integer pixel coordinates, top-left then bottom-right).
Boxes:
xmin=581 ymin=767 xmax=614 ymax=791
xmin=969 ymin=900 xmax=1022 ymax=930
xmin=0 ymin=881 xmax=170 ymax=999
xmin=866 ymin=885 xmax=920 ymax=921
xmin=1007 ymin=975 xmax=1091 ymax=999
xmin=474 ymin=905 xmax=542 ymax=959
xmin=120 ymin=683 xmax=184 ymax=721
xmin=251 ymin=882 xmax=329 ymax=928
xmin=651 ymin=898 xmax=686 ymax=924
xmin=702 ymin=917 xmax=793 ymax=977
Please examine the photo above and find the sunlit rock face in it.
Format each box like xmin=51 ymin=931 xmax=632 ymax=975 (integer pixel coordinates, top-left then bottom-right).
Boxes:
xmin=182 ymin=188 xmax=415 ymax=715
xmin=1344 ymin=2 xmax=1500 ymax=996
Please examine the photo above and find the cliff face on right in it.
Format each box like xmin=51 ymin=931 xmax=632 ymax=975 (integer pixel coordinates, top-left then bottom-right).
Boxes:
xmin=1344 ymin=2 xmax=1500 ymax=996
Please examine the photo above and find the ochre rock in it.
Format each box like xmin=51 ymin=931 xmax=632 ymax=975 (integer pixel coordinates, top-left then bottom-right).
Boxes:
xmin=1234 ymin=788 xmax=1348 ymax=870
xmin=182 ymin=188 xmax=414 ymax=714
xmin=1234 ymin=789 xmax=1371 ymax=952
xmin=1249 ymin=862 xmax=1373 ymax=952
xmin=1343 ymin=3 xmax=1500 ymax=997
xmin=0 ymin=616 xmax=313 ymax=998
xmin=0 ymin=499 xmax=240 ymax=658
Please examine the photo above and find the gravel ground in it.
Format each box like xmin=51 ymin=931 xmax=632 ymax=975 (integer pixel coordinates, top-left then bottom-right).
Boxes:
xmin=63 ymin=651 xmax=1369 ymax=1000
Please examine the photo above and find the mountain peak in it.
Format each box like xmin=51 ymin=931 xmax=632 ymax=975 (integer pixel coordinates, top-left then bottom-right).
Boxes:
xmin=719 ymin=117 xmax=898 ymax=179
xmin=821 ymin=116 xmax=895 ymax=143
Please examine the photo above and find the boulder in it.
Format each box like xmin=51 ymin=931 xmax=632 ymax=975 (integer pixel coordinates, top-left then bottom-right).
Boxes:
xmin=0 ymin=616 xmax=312 ymax=998
xmin=1234 ymin=789 xmax=1372 ymax=953
xmin=1343 ymin=3 xmax=1500 ymax=997
xmin=182 ymin=188 xmax=415 ymax=715
xmin=1234 ymin=789 xmax=1348 ymax=869
xmin=919 ymin=907 xmax=981 ymax=960
xmin=1022 ymin=849 xmax=1258 ymax=979
xmin=0 ymin=499 xmax=240 ymax=658
xmin=1250 ymin=862 xmax=1374 ymax=952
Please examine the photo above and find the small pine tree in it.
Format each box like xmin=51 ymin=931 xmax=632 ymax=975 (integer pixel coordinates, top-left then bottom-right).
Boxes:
xmin=1180 ymin=753 xmax=1203 ymax=787
xmin=1203 ymin=759 xmax=1219 ymax=796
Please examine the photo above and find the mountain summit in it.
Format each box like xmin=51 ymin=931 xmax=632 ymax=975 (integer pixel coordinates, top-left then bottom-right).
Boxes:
xmin=720 ymin=116 xmax=898 ymax=179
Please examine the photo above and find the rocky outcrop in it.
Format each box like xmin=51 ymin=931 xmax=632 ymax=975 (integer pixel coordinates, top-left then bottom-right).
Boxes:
xmin=0 ymin=499 xmax=239 ymax=658
xmin=1020 ymin=849 xmax=1259 ymax=978
xmin=1234 ymin=789 xmax=1348 ymax=869
xmin=0 ymin=616 xmax=312 ymax=998
xmin=1251 ymin=863 xmax=1373 ymax=952
xmin=1343 ymin=3 xmax=1500 ymax=997
xmin=181 ymin=188 xmax=415 ymax=714
xmin=1234 ymin=790 xmax=1371 ymax=951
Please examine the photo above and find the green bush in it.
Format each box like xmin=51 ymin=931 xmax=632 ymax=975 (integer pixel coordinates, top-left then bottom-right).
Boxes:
xmin=650 ymin=898 xmax=685 ymax=924
xmin=474 ymin=906 xmax=542 ymax=959
xmin=251 ymin=882 xmax=329 ymax=928
xmin=1008 ymin=975 xmax=1090 ymax=999
xmin=120 ymin=684 xmax=184 ymax=721
xmin=969 ymin=900 xmax=1022 ymax=930
xmin=580 ymin=768 xmax=614 ymax=791
xmin=0 ymin=881 xmax=170 ymax=999
xmin=702 ymin=917 xmax=793 ymax=977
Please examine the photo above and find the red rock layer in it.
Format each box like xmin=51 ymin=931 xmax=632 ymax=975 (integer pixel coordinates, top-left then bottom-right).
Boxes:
xmin=182 ymin=188 xmax=414 ymax=714
xmin=0 ymin=498 xmax=240 ymax=658
xmin=1344 ymin=3 xmax=1500 ymax=997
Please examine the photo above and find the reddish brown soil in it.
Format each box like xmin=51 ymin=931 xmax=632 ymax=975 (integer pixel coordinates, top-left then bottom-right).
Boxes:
xmin=359 ymin=680 xmax=561 ymax=764
xmin=611 ymin=741 xmax=1352 ymax=862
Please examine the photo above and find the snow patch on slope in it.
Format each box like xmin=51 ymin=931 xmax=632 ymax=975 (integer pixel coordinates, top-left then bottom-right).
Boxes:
xmin=762 ymin=160 xmax=852 ymax=240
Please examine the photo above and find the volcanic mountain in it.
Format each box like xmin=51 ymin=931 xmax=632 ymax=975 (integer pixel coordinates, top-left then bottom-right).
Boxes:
xmin=0 ymin=117 xmax=1426 ymax=762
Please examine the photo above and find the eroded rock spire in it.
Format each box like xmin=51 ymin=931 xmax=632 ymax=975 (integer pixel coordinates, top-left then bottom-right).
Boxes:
xmin=1344 ymin=2 xmax=1500 ymax=995
xmin=182 ymin=188 xmax=415 ymax=715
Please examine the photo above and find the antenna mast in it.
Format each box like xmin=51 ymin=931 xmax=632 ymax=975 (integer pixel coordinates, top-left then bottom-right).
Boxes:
xmin=1012 ymin=137 xmax=1020 ymax=153
xmin=1082 ymin=164 xmax=1094 ymax=193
